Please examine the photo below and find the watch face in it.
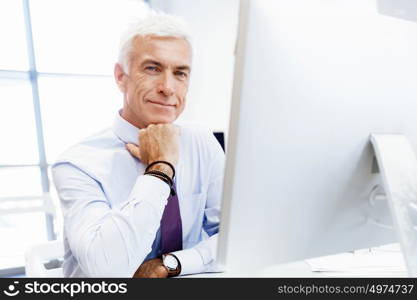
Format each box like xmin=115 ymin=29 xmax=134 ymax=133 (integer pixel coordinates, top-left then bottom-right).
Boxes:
xmin=163 ymin=255 xmax=178 ymax=270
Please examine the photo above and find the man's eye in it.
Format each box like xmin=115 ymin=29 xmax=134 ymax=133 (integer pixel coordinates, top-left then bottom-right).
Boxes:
xmin=145 ymin=66 xmax=159 ymax=72
xmin=175 ymin=71 xmax=188 ymax=78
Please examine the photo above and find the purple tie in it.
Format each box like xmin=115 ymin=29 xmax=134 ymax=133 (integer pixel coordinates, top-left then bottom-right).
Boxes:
xmin=160 ymin=182 xmax=183 ymax=254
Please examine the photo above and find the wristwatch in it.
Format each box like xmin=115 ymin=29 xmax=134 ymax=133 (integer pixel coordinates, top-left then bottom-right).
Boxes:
xmin=162 ymin=253 xmax=182 ymax=277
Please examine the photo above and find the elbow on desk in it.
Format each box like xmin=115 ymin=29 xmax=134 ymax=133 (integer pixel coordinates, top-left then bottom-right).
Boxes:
xmin=69 ymin=221 xmax=149 ymax=277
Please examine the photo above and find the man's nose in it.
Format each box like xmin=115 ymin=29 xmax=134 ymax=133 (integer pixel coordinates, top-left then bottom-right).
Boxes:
xmin=157 ymin=73 xmax=175 ymax=97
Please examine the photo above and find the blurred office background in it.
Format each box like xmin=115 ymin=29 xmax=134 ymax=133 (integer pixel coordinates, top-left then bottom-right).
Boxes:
xmin=0 ymin=0 xmax=238 ymax=276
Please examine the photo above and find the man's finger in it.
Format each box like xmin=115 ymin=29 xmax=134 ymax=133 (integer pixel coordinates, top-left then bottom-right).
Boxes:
xmin=126 ymin=143 xmax=141 ymax=160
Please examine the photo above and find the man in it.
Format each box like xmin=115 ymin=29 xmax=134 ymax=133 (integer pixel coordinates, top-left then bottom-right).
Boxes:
xmin=52 ymin=12 xmax=225 ymax=278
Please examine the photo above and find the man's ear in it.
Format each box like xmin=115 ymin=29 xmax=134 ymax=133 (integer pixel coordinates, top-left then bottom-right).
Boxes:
xmin=114 ymin=63 xmax=127 ymax=93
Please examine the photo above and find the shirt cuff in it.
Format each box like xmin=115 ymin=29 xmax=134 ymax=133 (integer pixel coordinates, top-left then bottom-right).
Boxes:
xmin=171 ymin=247 xmax=205 ymax=276
xmin=118 ymin=174 xmax=170 ymax=212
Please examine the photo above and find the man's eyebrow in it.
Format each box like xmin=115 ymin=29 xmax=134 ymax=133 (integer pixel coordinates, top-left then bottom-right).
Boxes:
xmin=176 ymin=65 xmax=191 ymax=72
xmin=141 ymin=59 xmax=163 ymax=67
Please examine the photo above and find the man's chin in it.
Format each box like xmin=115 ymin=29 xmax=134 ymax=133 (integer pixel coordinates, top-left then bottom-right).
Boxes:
xmin=147 ymin=115 xmax=176 ymax=126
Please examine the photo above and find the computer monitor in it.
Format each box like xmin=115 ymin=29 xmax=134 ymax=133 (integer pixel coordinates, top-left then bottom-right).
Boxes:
xmin=217 ymin=0 xmax=417 ymax=274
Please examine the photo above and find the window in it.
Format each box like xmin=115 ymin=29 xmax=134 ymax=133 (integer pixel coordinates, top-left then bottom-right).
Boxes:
xmin=0 ymin=0 xmax=29 ymax=70
xmin=0 ymin=0 xmax=149 ymax=275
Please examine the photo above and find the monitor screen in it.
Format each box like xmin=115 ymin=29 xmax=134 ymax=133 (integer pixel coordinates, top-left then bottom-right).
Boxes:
xmin=217 ymin=0 xmax=417 ymax=274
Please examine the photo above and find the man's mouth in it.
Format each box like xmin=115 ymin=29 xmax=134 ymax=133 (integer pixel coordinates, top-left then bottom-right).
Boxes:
xmin=148 ymin=100 xmax=176 ymax=108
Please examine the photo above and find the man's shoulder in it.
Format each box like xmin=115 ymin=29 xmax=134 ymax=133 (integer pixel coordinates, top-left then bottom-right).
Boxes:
xmin=177 ymin=122 xmax=215 ymax=148
xmin=53 ymin=127 xmax=121 ymax=166
xmin=176 ymin=122 xmax=224 ymax=157
xmin=176 ymin=121 xmax=213 ymax=140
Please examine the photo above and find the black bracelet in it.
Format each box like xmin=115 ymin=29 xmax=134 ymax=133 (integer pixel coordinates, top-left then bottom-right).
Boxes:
xmin=145 ymin=160 xmax=176 ymax=179
xmin=146 ymin=173 xmax=170 ymax=186
xmin=145 ymin=170 xmax=173 ymax=186
xmin=145 ymin=170 xmax=176 ymax=196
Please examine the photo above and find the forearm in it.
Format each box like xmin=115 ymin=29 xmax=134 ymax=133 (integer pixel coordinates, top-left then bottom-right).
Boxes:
xmin=55 ymin=164 xmax=170 ymax=277
xmin=171 ymin=233 xmax=219 ymax=276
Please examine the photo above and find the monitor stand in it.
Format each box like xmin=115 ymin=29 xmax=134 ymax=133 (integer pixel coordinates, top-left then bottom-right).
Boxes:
xmin=371 ymin=134 xmax=417 ymax=277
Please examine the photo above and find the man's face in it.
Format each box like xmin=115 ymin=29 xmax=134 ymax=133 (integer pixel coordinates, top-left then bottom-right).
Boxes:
xmin=115 ymin=35 xmax=192 ymax=128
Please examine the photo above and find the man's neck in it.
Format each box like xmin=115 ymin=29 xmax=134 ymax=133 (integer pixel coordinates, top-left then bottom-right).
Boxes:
xmin=120 ymin=108 xmax=145 ymax=129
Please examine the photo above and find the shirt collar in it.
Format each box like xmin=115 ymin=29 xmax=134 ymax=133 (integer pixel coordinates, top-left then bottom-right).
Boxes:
xmin=112 ymin=110 xmax=140 ymax=145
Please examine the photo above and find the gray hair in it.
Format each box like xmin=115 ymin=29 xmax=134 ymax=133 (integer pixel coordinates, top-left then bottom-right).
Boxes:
xmin=118 ymin=11 xmax=192 ymax=74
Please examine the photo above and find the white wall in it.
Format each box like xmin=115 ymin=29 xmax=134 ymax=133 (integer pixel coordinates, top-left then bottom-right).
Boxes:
xmin=150 ymin=0 xmax=239 ymax=134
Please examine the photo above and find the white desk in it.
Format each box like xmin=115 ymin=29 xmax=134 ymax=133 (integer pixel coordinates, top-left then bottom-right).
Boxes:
xmin=182 ymin=261 xmax=314 ymax=278
xmin=182 ymin=244 xmax=409 ymax=278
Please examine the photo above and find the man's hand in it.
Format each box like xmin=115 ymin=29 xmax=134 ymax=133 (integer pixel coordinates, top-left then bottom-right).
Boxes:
xmin=132 ymin=258 xmax=169 ymax=278
xmin=126 ymin=124 xmax=179 ymax=178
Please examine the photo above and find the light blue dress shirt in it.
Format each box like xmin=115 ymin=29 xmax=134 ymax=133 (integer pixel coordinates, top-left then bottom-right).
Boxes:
xmin=52 ymin=112 xmax=225 ymax=277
